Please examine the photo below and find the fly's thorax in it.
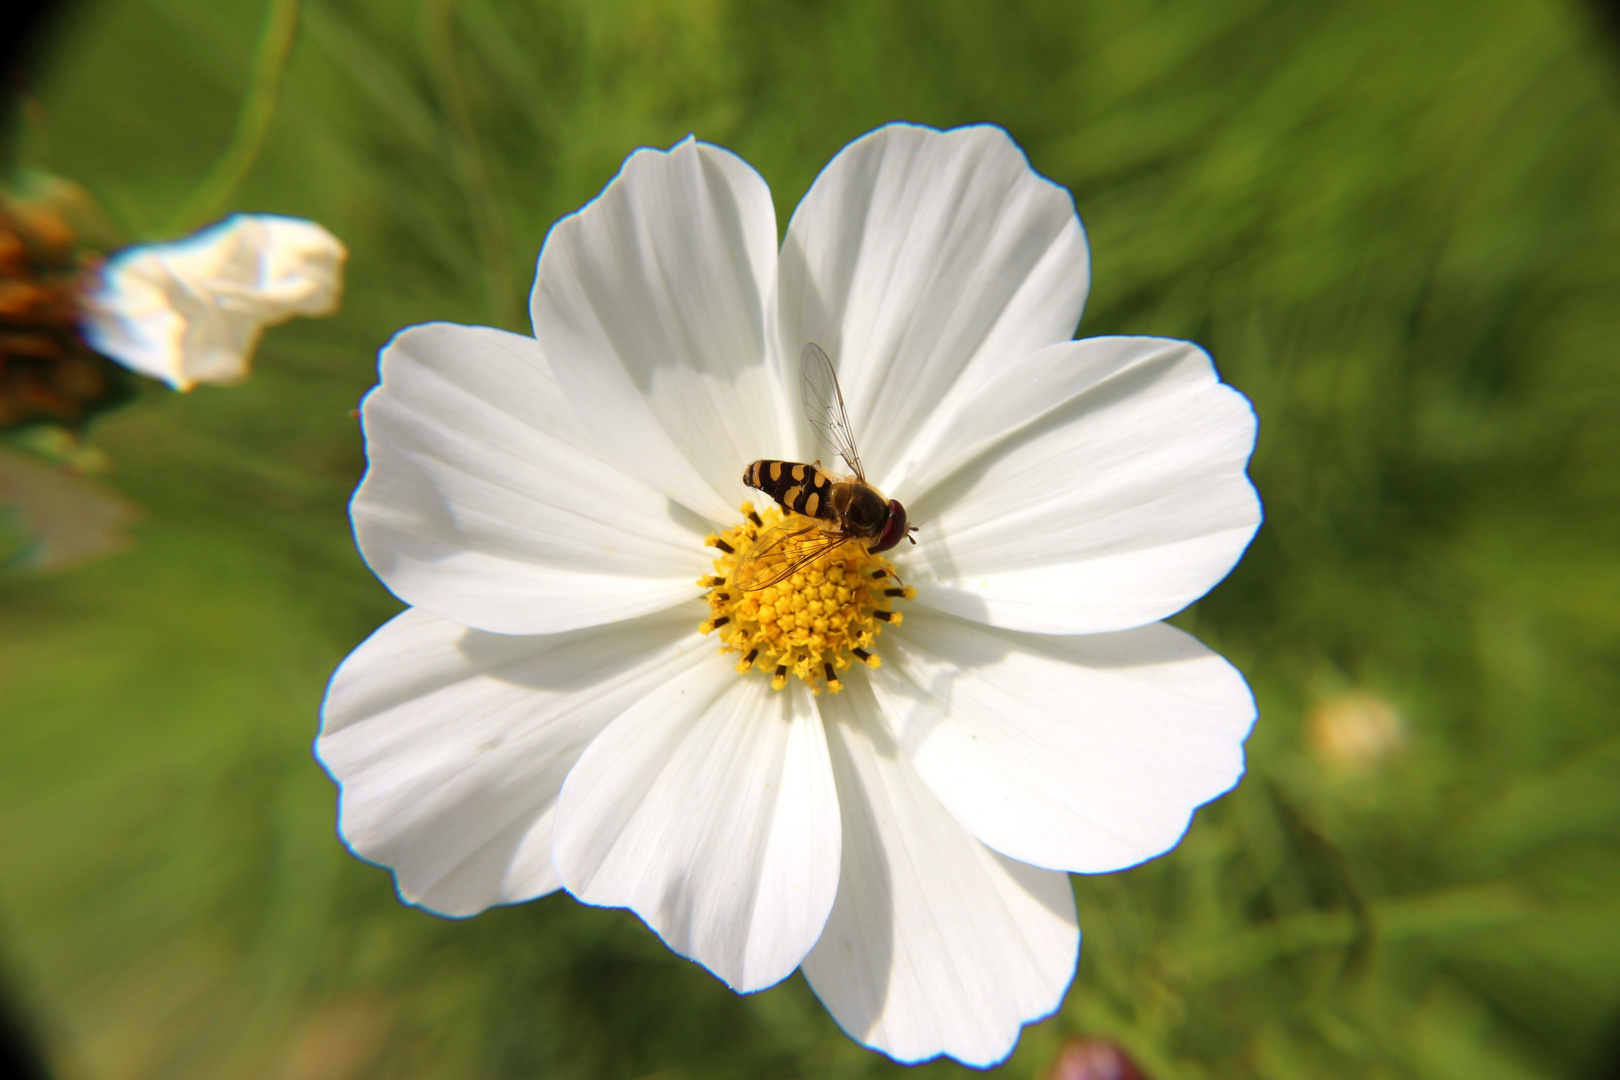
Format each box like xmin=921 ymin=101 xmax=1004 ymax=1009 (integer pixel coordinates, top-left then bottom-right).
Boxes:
xmin=833 ymin=482 xmax=890 ymax=540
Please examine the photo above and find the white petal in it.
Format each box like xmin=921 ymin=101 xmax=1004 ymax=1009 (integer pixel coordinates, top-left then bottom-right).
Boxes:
xmin=552 ymin=661 xmax=840 ymax=992
xmin=317 ymin=602 xmax=707 ymax=917
xmin=903 ymin=337 xmax=1260 ymax=634
xmin=802 ymin=682 xmax=1078 ymax=1067
xmin=81 ymin=214 xmax=345 ymax=390
xmin=352 ymin=322 xmax=707 ymax=635
xmin=532 ymin=138 xmax=790 ymax=523
xmin=778 ymin=123 xmax=1089 ymax=486
xmin=873 ymin=609 xmax=1255 ymax=873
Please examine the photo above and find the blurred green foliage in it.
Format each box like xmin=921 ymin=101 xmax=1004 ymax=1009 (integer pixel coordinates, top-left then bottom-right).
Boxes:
xmin=1 ymin=0 xmax=1618 ymax=1076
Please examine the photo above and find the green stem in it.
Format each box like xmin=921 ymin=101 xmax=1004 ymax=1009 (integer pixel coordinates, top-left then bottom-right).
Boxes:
xmin=422 ymin=0 xmax=516 ymax=327
xmin=168 ymin=0 xmax=302 ymax=233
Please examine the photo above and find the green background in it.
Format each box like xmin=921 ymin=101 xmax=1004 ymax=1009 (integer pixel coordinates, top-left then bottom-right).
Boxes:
xmin=3 ymin=0 xmax=1619 ymax=1076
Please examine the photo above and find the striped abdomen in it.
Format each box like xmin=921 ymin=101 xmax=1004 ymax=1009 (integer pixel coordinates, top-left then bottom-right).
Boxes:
xmin=743 ymin=459 xmax=836 ymax=521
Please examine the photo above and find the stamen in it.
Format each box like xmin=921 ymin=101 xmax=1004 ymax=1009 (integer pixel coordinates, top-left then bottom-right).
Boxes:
xmin=700 ymin=502 xmax=909 ymax=693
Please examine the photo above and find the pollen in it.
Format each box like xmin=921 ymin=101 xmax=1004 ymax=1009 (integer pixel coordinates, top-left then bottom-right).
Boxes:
xmin=699 ymin=502 xmax=912 ymax=695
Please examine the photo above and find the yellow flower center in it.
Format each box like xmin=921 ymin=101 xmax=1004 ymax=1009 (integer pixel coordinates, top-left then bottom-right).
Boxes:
xmin=699 ymin=502 xmax=912 ymax=694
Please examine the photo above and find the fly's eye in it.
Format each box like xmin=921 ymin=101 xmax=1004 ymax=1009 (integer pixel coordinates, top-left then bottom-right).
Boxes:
xmin=871 ymin=500 xmax=909 ymax=553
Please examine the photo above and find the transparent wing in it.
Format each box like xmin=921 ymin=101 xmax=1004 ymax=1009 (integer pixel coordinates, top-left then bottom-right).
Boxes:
xmin=733 ymin=515 xmax=852 ymax=592
xmin=800 ymin=341 xmax=865 ymax=480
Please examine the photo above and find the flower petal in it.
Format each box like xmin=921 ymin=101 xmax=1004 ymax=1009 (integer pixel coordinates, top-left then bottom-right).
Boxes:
xmin=802 ymin=681 xmax=1078 ymax=1067
xmin=551 ymin=659 xmax=841 ymax=992
xmin=317 ymin=602 xmax=705 ymax=917
xmin=352 ymin=322 xmax=706 ymax=635
xmin=532 ymin=138 xmax=790 ymax=523
xmin=872 ymin=609 xmax=1255 ymax=873
xmin=82 ymin=214 xmax=345 ymax=390
xmin=902 ymin=337 xmax=1260 ymax=634
xmin=778 ymin=123 xmax=1089 ymax=486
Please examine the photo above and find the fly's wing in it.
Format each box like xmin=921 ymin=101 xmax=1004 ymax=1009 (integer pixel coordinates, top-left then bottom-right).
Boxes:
xmin=733 ymin=516 xmax=851 ymax=592
xmin=800 ymin=341 xmax=865 ymax=481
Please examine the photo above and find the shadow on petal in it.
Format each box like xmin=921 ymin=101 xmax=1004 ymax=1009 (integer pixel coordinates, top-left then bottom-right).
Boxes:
xmin=453 ymin=603 xmax=705 ymax=694
xmin=811 ymin=683 xmax=898 ymax=1025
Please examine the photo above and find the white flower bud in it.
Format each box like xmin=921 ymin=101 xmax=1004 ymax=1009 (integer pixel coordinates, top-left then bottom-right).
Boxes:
xmin=80 ymin=214 xmax=346 ymax=390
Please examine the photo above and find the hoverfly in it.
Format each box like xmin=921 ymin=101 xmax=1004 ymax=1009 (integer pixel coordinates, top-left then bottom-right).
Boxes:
xmin=735 ymin=342 xmax=916 ymax=592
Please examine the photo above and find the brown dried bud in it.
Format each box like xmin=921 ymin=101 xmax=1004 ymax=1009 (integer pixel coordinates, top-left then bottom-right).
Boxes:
xmin=0 ymin=198 xmax=130 ymax=430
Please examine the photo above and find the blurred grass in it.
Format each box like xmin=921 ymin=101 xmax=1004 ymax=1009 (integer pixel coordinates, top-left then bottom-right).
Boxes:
xmin=1 ymin=0 xmax=1618 ymax=1076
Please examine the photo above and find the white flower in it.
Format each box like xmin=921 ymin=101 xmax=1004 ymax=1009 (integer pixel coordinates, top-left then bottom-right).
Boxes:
xmin=80 ymin=214 xmax=346 ymax=390
xmin=318 ymin=123 xmax=1261 ymax=1066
